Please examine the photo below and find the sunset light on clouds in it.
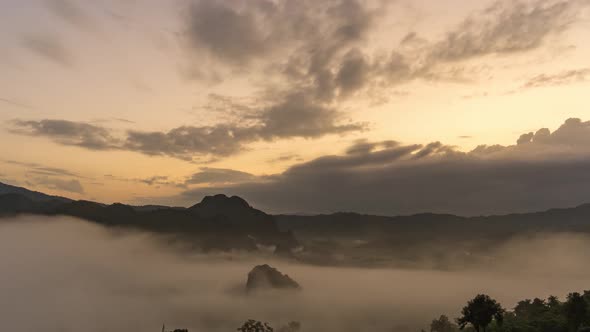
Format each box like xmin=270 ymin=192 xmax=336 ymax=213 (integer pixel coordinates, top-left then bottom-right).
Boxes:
xmin=2 ymin=0 xmax=590 ymax=215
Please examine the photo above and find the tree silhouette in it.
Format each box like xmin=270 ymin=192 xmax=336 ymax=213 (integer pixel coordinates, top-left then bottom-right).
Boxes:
xmin=237 ymin=319 xmax=274 ymax=332
xmin=431 ymin=315 xmax=457 ymax=332
xmin=564 ymin=292 xmax=587 ymax=332
xmin=457 ymin=294 xmax=504 ymax=332
xmin=548 ymin=295 xmax=561 ymax=309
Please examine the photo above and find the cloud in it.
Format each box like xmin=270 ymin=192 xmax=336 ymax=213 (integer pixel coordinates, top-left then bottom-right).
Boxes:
xmin=33 ymin=176 xmax=85 ymax=194
xmin=21 ymin=34 xmax=74 ymax=67
xmin=267 ymin=154 xmax=303 ymax=164
xmin=177 ymin=118 xmax=590 ymax=216
xmin=427 ymin=0 xmax=578 ymax=62
xmin=1 ymin=159 xmax=81 ymax=178
xmin=92 ymin=118 xmax=136 ymax=125
xmin=371 ymin=0 xmax=588 ymax=85
xmin=185 ymin=0 xmax=270 ymax=64
xmin=185 ymin=168 xmax=257 ymax=185
xmin=140 ymin=176 xmax=170 ymax=186
xmin=184 ymin=0 xmax=377 ymax=68
xmin=256 ymin=93 xmax=366 ymax=140
xmin=521 ymin=68 xmax=590 ymax=89
xmin=345 ymin=139 xmax=399 ymax=155
xmin=45 ymin=0 xmax=95 ymax=31
xmin=511 ymin=118 xmax=590 ymax=149
xmin=11 ymin=93 xmax=363 ymax=161
xmin=335 ymin=49 xmax=371 ymax=97
xmin=3 ymin=216 xmax=590 ymax=332
xmin=174 ymin=0 xmax=590 ymax=154
xmin=10 ymin=119 xmax=120 ymax=150
xmin=1 ymin=159 xmax=86 ymax=194
xmin=0 ymin=98 xmax=34 ymax=110
xmin=181 ymin=0 xmax=378 ymax=138
xmin=183 ymin=0 xmax=588 ymax=97
xmin=28 ymin=167 xmax=79 ymax=177
xmin=124 ymin=125 xmax=250 ymax=159
xmin=11 ymin=1 xmax=590 ymax=163
xmin=103 ymin=174 xmax=181 ymax=188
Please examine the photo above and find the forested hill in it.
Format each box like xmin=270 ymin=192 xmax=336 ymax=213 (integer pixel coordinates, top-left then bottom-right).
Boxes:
xmin=2 ymin=181 xmax=590 ymax=266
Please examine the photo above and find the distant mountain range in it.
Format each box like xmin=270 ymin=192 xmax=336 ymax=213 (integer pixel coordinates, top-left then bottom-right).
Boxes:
xmin=0 ymin=182 xmax=297 ymax=252
xmin=2 ymin=181 xmax=590 ymax=267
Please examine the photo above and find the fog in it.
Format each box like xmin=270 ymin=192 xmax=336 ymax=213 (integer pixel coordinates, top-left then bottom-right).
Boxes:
xmin=1 ymin=216 xmax=589 ymax=332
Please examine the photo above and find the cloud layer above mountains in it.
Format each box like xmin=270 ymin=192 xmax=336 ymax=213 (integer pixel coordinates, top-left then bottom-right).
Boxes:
xmin=179 ymin=118 xmax=590 ymax=216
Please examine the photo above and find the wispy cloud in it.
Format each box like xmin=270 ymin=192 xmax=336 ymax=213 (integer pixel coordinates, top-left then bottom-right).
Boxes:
xmin=21 ymin=34 xmax=74 ymax=67
xmin=45 ymin=0 xmax=95 ymax=31
xmin=1 ymin=159 xmax=81 ymax=178
xmin=10 ymin=119 xmax=120 ymax=150
xmin=521 ymin=68 xmax=590 ymax=89
xmin=0 ymin=98 xmax=34 ymax=110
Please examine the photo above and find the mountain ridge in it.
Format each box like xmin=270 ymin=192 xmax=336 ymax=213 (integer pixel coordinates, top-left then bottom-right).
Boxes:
xmin=2 ymin=181 xmax=590 ymax=267
xmin=0 ymin=181 xmax=71 ymax=203
xmin=0 ymin=182 xmax=298 ymax=253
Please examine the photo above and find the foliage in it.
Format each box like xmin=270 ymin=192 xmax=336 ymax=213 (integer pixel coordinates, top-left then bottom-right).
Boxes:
xmin=564 ymin=293 xmax=588 ymax=332
xmin=500 ymin=297 xmax=567 ymax=332
xmin=237 ymin=319 xmax=274 ymax=332
xmin=431 ymin=315 xmax=459 ymax=332
xmin=430 ymin=290 xmax=590 ymax=332
xmin=457 ymin=294 xmax=505 ymax=332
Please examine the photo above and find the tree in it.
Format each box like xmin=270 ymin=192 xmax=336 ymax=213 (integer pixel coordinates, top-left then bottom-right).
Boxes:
xmin=457 ymin=294 xmax=505 ymax=332
xmin=431 ymin=315 xmax=457 ymax=332
xmin=564 ymin=292 xmax=587 ymax=332
xmin=507 ymin=297 xmax=568 ymax=332
xmin=514 ymin=298 xmax=550 ymax=321
xmin=548 ymin=296 xmax=561 ymax=309
xmin=237 ymin=319 xmax=274 ymax=332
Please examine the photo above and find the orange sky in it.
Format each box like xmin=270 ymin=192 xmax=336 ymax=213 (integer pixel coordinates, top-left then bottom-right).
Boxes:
xmin=1 ymin=0 xmax=590 ymax=211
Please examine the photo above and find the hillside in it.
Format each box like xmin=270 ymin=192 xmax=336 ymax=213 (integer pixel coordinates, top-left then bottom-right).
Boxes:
xmin=2 ymin=182 xmax=590 ymax=267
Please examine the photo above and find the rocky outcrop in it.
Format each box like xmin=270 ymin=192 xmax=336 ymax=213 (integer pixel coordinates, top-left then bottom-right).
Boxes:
xmin=246 ymin=264 xmax=301 ymax=291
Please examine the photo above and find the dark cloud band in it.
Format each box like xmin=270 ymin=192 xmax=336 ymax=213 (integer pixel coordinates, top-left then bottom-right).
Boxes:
xmin=178 ymin=118 xmax=590 ymax=216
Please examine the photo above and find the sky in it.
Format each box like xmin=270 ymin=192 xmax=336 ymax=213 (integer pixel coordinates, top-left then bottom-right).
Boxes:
xmin=1 ymin=0 xmax=590 ymax=215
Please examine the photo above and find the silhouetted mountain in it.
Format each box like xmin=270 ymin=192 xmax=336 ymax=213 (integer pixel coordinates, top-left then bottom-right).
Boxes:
xmin=190 ymin=194 xmax=279 ymax=233
xmin=275 ymin=206 xmax=590 ymax=267
xmin=131 ymin=204 xmax=183 ymax=212
xmin=0 ymin=182 xmax=298 ymax=253
xmin=0 ymin=181 xmax=70 ymax=202
xmin=0 ymin=193 xmax=36 ymax=213
xmin=3 ymin=182 xmax=590 ymax=267
xmin=191 ymin=194 xmax=251 ymax=214
xmin=246 ymin=264 xmax=301 ymax=292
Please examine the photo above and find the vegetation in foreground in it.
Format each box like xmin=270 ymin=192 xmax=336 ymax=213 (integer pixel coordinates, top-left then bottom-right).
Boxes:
xmin=224 ymin=290 xmax=590 ymax=332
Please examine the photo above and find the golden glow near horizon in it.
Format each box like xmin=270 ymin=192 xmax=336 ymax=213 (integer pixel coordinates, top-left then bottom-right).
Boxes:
xmin=1 ymin=0 xmax=590 ymax=208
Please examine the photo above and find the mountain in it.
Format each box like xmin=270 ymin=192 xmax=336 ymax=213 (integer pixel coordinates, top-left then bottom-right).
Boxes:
xmin=3 ymin=181 xmax=590 ymax=267
xmin=0 ymin=182 xmax=298 ymax=253
xmin=190 ymin=194 xmax=278 ymax=233
xmin=275 ymin=206 xmax=590 ymax=267
xmin=0 ymin=193 xmax=36 ymax=213
xmin=0 ymin=181 xmax=70 ymax=202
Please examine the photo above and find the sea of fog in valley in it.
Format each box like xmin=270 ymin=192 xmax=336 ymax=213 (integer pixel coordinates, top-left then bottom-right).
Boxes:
xmin=1 ymin=215 xmax=589 ymax=332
